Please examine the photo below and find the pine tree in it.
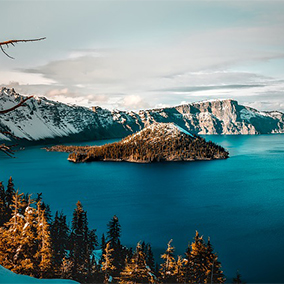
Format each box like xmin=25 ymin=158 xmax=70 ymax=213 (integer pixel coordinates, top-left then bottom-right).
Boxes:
xmin=17 ymin=195 xmax=38 ymax=276
xmin=102 ymin=242 xmax=116 ymax=283
xmin=205 ymin=237 xmax=225 ymax=283
xmin=183 ymin=244 xmax=191 ymax=283
xmin=119 ymin=242 xmax=155 ymax=283
xmin=187 ymin=231 xmax=208 ymax=283
xmin=146 ymin=243 xmax=155 ymax=272
xmin=0 ymin=181 xmax=7 ymax=226
xmin=61 ymin=257 xmax=74 ymax=279
xmin=36 ymin=201 xmax=53 ymax=278
xmin=101 ymin=233 xmax=106 ymax=251
xmin=233 ymin=271 xmax=246 ymax=284
xmin=50 ymin=211 xmax=70 ymax=276
xmin=6 ymin=177 xmax=15 ymax=209
xmin=106 ymin=215 xmax=125 ymax=276
xmin=174 ymin=256 xmax=185 ymax=283
xmin=36 ymin=193 xmax=52 ymax=224
xmin=70 ymin=201 xmax=97 ymax=282
xmin=160 ymin=239 xmax=177 ymax=283
xmin=0 ymin=191 xmax=25 ymax=271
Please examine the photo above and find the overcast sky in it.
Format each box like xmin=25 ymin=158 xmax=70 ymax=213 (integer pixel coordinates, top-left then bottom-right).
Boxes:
xmin=1 ymin=1 xmax=284 ymax=111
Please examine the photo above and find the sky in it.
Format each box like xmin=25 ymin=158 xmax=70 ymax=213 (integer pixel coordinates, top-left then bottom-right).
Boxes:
xmin=1 ymin=0 xmax=284 ymax=111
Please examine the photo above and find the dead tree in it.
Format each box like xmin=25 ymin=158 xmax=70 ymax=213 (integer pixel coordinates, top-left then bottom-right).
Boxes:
xmin=0 ymin=95 xmax=33 ymax=157
xmin=0 ymin=37 xmax=46 ymax=59
xmin=0 ymin=36 xmax=45 ymax=156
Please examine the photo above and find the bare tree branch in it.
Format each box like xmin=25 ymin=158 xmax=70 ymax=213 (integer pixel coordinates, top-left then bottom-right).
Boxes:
xmin=0 ymin=95 xmax=33 ymax=114
xmin=0 ymin=37 xmax=46 ymax=59
xmin=0 ymin=95 xmax=33 ymax=156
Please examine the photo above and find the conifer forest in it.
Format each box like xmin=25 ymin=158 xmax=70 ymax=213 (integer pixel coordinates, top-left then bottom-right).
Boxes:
xmin=0 ymin=177 xmax=243 ymax=284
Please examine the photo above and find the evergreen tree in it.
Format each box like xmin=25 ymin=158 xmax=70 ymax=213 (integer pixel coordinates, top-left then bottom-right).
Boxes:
xmin=17 ymin=196 xmax=38 ymax=276
xmin=101 ymin=242 xmax=116 ymax=283
xmin=0 ymin=181 xmax=7 ymax=226
xmin=174 ymin=256 xmax=185 ymax=283
xmin=205 ymin=237 xmax=225 ymax=283
xmin=36 ymin=201 xmax=53 ymax=278
xmin=145 ymin=243 xmax=155 ymax=272
xmin=69 ymin=201 xmax=97 ymax=282
xmin=187 ymin=231 xmax=208 ymax=283
xmin=0 ymin=191 xmax=25 ymax=271
xmin=61 ymin=257 xmax=74 ymax=279
xmin=6 ymin=177 xmax=15 ymax=209
xmin=106 ymin=215 xmax=125 ymax=276
xmin=107 ymin=215 xmax=121 ymax=244
xmin=120 ymin=242 xmax=155 ymax=283
xmin=101 ymin=233 xmax=106 ymax=250
xmin=233 ymin=271 xmax=246 ymax=284
xmin=36 ymin=193 xmax=52 ymax=224
xmin=160 ymin=239 xmax=177 ymax=283
xmin=183 ymin=244 xmax=191 ymax=283
xmin=50 ymin=211 xmax=70 ymax=276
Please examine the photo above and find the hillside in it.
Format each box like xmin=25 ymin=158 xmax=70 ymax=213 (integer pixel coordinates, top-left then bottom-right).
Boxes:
xmin=48 ymin=123 xmax=229 ymax=163
xmin=1 ymin=87 xmax=284 ymax=145
xmin=0 ymin=265 xmax=78 ymax=284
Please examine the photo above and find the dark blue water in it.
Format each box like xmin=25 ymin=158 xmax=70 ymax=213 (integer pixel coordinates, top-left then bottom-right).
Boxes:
xmin=1 ymin=135 xmax=284 ymax=283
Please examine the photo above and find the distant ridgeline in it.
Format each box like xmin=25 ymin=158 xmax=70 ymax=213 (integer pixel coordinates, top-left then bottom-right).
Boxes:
xmin=1 ymin=87 xmax=284 ymax=147
xmin=47 ymin=123 xmax=229 ymax=163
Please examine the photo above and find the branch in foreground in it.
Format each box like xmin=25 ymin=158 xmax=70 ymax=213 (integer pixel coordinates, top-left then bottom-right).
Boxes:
xmin=0 ymin=95 xmax=33 ymax=156
xmin=0 ymin=96 xmax=33 ymax=114
xmin=0 ymin=37 xmax=46 ymax=59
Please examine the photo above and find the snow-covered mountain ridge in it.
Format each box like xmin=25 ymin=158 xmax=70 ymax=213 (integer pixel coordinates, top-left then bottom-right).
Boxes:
xmin=1 ymin=87 xmax=284 ymax=143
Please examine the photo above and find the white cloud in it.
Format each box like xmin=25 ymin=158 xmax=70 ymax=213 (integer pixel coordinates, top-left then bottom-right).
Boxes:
xmin=117 ymin=95 xmax=150 ymax=111
xmin=2 ymin=2 xmax=284 ymax=112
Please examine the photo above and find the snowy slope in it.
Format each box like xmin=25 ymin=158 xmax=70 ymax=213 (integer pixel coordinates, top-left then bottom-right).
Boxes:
xmin=0 ymin=265 xmax=78 ymax=284
xmin=1 ymin=87 xmax=284 ymax=144
xmin=122 ymin=122 xmax=195 ymax=144
xmin=0 ymin=88 xmax=139 ymax=142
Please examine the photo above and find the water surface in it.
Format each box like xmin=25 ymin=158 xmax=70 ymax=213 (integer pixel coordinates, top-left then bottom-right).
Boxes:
xmin=1 ymin=135 xmax=284 ymax=282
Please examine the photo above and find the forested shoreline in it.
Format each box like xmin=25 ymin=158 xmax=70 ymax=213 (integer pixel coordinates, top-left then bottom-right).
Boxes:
xmin=46 ymin=123 xmax=229 ymax=163
xmin=0 ymin=177 xmax=246 ymax=284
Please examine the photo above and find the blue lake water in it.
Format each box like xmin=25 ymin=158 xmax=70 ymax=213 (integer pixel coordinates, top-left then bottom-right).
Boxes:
xmin=1 ymin=135 xmax=284 ymax=283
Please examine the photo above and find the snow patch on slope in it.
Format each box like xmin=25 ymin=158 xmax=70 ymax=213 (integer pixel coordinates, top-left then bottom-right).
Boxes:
xmin=0 ymin=265 xmax=78 ymax=284
xmin=122 ymin=122 xmax=195 ymax=144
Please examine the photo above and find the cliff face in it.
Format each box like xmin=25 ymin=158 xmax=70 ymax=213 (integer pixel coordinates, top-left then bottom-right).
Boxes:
xmin=1 ymin=87 xmax=284 ymax=144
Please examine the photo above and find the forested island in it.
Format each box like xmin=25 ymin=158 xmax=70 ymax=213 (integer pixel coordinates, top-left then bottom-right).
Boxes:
xmin=46 ymin=123 xmax=229 ymax=163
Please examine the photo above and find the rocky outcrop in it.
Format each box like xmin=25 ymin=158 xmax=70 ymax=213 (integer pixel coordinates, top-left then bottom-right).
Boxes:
xmin=1 ymin=88 xmax=284 ymax=144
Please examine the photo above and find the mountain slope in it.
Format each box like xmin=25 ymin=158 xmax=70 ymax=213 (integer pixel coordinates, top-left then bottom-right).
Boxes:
xmin=0 ymin=265 xmax=78 ymax=284
xmin=48 ymin=123 xmax=229 ymax=163
xmin=1 ymin=87 xmax=284 ymax=144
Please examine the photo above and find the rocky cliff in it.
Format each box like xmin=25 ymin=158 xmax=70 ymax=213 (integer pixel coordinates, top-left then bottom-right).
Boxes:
xmin=1 ymin=87 xmax=284 ymax=144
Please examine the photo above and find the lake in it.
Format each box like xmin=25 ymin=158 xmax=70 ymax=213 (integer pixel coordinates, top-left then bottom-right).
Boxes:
xmin=1 ymin=135 xmax=284 ymax=283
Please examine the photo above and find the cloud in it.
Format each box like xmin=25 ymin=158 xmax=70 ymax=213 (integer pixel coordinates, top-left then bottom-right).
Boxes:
xmin=3 ymin=13 xmax=284 ymax=112
xmin=117 ymin=95 xmax=150 ymax=111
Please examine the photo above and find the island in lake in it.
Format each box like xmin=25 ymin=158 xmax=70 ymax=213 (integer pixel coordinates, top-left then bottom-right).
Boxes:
xmin=46 ymin=123 xmax=229 ymax=163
